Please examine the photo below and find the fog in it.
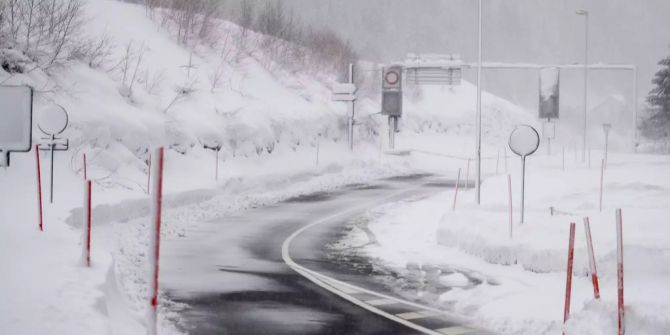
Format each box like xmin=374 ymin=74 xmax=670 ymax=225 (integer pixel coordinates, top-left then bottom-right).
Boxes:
xmin=273 ymin=0 xmax=669 ymax=116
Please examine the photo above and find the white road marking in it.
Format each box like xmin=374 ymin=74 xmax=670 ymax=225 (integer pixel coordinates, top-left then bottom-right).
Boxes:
xmin=397 ymin=310 xmax=443 ymax=320
xmin=435 ymin=326 xmax=475 ymax=335
xmin=366 ymin=298 xmax=398 ymax=306
xmin=281 ymin=183 xmax=482 ymax=335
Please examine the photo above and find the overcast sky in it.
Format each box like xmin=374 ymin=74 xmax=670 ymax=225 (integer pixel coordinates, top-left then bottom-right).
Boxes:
xmin=270 ymin=0 xmax=670 ymax=113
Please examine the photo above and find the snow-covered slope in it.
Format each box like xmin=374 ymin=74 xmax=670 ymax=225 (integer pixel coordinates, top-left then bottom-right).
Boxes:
xmin=0 ymin=1 xmax=539 ymax=334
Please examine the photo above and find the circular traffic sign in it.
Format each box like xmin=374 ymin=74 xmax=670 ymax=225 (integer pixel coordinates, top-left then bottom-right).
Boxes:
xmin=38 ymin=104 xmax=69 ymax=135
xmin=385 ymin=70 xmax=400 ymax=85
xmin=509 ymin=125 xmax=540 ymax=157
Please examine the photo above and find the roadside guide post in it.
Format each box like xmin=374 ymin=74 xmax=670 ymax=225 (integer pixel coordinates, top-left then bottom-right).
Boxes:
xmin=508 ymin=125 xmax=540 ymax=224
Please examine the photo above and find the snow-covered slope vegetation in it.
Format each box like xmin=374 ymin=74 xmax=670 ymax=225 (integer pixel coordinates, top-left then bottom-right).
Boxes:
xmin=0 ymin=0 xmax=537 ymax=188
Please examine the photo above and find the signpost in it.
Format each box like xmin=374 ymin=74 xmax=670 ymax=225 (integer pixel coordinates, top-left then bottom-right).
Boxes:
xmin=0 ymin=86 xmax=33 ymax=167
xmin=37 ymin=104 xmax=69 ymax=203
xmin=539 ymin=68 xmax=560 ymax=155
xmin=331 ymin=66 xmax=357 ymax=151
xmin=203 ymin=142 xmax=222 ymax=180
xmin=382 ymin=65 xmax=403 ymax=149
xmin=508 ymin=125 xmax=540 ymax=224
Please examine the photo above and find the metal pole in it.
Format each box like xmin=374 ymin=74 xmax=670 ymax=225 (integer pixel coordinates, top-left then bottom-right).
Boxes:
xmin=604 ymin=131 xmax=610 ymax=169
xmin=520 ymin=156 xmax=526 ymax=224
xmin=633 ymin=66 xmax=638 ymax=152
xmin=582 ymin=12 xmax=589 ymax=162
xmin=348 ymin=63 xmax=355 ymax=151
xmin=50 ymin=134 xmax=55 ymax=204
xmin=475 ymin=0 xmax=483 ymax=204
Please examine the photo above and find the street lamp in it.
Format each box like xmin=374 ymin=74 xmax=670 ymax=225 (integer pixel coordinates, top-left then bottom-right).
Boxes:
xmin=576 ymin=9 xmax=589 ymax=162
xmin=475 ymin=0 xmax=483 ymax=204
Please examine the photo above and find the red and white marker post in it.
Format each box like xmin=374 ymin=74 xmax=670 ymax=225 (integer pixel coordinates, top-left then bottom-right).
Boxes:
xmin=35 ymin=145 xmax=44 ymax=231
xmin=507 ymin=174 xmax=513 ymax=239
xmin=147 ymin=147 xmax=164 ymax=335
xmin=452 ymin=168 xmax=461 ymax=211
xmin=583 ymin=217 xmax=600 ymax=299
xmin=616 ymin=209 xmax=625 ymax=335
xmin=563 ymin=222 xmax=576 ymax=328
xmin=82 ymin=180 xmax=92 ymax=267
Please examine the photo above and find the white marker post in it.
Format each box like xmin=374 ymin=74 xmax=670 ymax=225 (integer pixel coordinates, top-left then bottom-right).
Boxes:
xmin=81 ymin=180 xmax=92 ymax=267
xmin=507 ymin=174 xmax=513 ymax=238
xmin=35 ymin=145 xmax=44 ymax=231
xmin=583 ymin=217 xmax=600 ymax=299
xmin=465 ymin=159 xmax=471 ymax=189
xmin=147 ymin=152 xmax=151 ymax=194
xmin=508 ymin=125 xmax=540 ymax=224
xmin=599 ymin=159 xmax=605 ymax=212
xmin=452 ymin=168 xmax=461 ymax=211
xmin=83 ymin=153 xmax=87 ymax=180
xmin=616 ymin=209 xmax=625 ymax=335
xmin=563 ymin=222 xmax=576 ymax=326
xmin=496 ymin=149 xmax=500 ymax=174
xmin=147 ymin=147 xmax=164 ymax=335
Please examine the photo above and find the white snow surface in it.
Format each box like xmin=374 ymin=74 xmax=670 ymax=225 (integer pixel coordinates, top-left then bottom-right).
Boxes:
xmin=341 ymin=151 xmax=670 ymax=334
xmin=0 ymin=0 xmax=546 ymax=334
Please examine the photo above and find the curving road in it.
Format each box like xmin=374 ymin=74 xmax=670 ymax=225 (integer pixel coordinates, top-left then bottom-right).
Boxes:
xmin=162 ymin=174 xmax=485 ymax=335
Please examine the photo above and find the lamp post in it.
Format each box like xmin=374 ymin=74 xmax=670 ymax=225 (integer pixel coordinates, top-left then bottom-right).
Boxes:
xmin=475 ymin=0 xmax=483 ymax=204
xmin=576 ymin=9 xmax=589 ymax=162
xmin=603 ymin=123 xmax=611 ymax=169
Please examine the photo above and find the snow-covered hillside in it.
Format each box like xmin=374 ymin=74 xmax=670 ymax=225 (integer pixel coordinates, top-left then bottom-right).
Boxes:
xmin=0 ymin=1 xmax=540 ymax=335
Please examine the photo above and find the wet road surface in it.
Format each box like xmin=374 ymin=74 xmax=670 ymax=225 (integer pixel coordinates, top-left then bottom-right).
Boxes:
xmin=162 ymin=174 xmax=469 ymax=335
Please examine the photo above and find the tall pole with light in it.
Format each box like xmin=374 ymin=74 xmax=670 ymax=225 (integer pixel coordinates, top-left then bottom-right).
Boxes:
xmin=475 ymin=0 xmax=483 ymax=204
xmin=576 ymin=9 xmax=589 ymax=162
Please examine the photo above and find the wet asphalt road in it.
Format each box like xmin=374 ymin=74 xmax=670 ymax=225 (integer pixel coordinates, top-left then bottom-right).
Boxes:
xmin=162 ymin=174 xmax=452 ymax=335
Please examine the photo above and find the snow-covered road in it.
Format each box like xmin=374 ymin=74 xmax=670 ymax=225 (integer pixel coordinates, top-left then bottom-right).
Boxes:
xmin=161 ymin=174 xmax=489 ymax=335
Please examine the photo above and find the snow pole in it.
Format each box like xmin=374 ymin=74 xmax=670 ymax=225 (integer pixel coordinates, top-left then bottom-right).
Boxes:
xmin=452 ymin=168 xmax=461 ymax=211
xmin=147 ymin=152 xmax=151 ymax=194
xmin=563 ymin=222 xmax=576 ymax=327
xmin=562 ymin=146 xmax=565 ymax=171
xmin=35 ymin=145 xmax=44 ymax=231
xmin=583 ymin=217 xmax=600 ymax=299
xmin=148 ymin=147 xmax=164 ymax=335
xmin=616 ymin=209 xmax=625 ymax=335
xmin=599 ymin=159 xmax=605 ymax=212
xmin=507 ymin=174 xmax=513 ymax=238
xmin=465 ymin=159 xmax=471 ymax=189
xmin=83 ymin=153 xmax=87 ymax=180
xmin=82 ymin=180 xmax=92 ymax=267
xmin=215 ymin=149 xmax=219 ymax=181
xmin=496 ymin=149 xmax=500 ymax=174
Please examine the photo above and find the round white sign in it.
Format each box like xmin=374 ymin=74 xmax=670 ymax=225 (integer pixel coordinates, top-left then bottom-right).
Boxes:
xmin=509 ymin=125 xmax=540 ymax=157
xmin=38 ymin=104 xmax=69 ymax=135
